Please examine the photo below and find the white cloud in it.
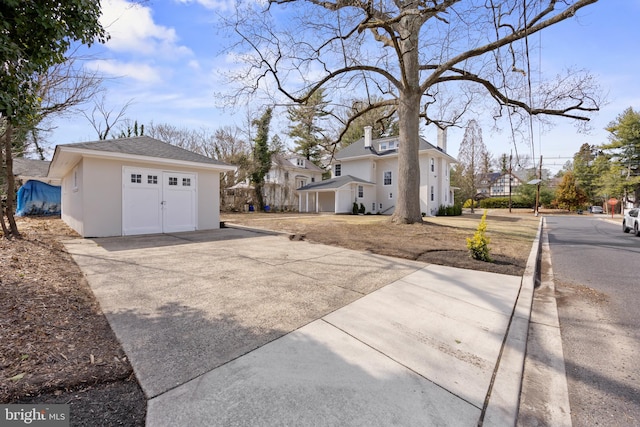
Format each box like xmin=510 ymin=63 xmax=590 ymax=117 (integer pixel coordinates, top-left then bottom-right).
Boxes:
xmin=174 ymin=0 xmax=236 ymax=12
xmin=100 ymin=0 xmax=193 ymax=58
xmin=86 ymin=59 xmax=163 ymax=84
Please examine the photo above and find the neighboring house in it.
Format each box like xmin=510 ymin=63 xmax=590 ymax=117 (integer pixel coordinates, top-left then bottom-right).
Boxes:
xmin=225 ymin=153 xmax=324 ymax=211
xmin=476 ymin=169 xmax=551 ymax=198
xmin=298 ymin=127 xmax=456 ymax=215
xmin=476 ymin=172 xmax=500 ymax=198
xmin=47 ymin=136 xmax=235 ymax=237
xmin=13 ymin=158 xmax=62 ymax=216
xmin=476 ymin=172 xmax=524 ymax=197
xmin=13 ymin=158 xmax=60 ymax=186
xmin=263 ymin=154 xmax=324 ymax=210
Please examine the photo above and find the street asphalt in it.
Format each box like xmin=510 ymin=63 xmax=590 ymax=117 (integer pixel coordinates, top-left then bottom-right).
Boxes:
xmin=63 ymin=220 xmax=545 ymax=426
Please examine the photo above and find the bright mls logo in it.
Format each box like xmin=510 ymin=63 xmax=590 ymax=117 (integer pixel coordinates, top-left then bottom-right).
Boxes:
xmin=1 ymin=405 xmax=69 ymax=426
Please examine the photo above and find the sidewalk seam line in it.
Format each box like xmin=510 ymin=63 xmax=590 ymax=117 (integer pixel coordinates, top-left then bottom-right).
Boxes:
xmin=319 ymin=318 xmax=482 ymax=410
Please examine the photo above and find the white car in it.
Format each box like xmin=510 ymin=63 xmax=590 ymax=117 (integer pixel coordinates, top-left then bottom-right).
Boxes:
xmin=591 ymin=206 xmax=603 ymax=214
xmin=622 ymin=208 xmax=640 ymax=236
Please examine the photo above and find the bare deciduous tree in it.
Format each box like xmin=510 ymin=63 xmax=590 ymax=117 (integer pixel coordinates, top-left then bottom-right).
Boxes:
xmin=145 ymin=122 xmax=252 ymax=204
xmin=227 ymin=0 xmax=602 ymax=223
xmin=23 ymin=52 xmax=103 ymax=158
xmin=2 ymin=52 xmax=104 ymax=237
xmin=458 ymin=119 xmax=488 ymax=212
xmin=83 ymin=94 xmax=132 ymax=140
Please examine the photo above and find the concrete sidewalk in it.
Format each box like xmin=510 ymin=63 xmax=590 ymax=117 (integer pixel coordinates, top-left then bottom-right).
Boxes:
xmin=64 ymin=223 xmax=542 ymax=426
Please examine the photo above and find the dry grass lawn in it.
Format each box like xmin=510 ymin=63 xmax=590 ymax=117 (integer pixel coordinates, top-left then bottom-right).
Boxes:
xmin=222 ymin=209 xmax=541 ymax=277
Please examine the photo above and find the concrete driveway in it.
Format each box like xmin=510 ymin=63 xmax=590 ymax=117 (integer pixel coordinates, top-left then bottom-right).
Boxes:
xmin=64 ymin=227 xmax=423 ymax=398
xmin=64 ymin=225 xmax=536 ymax=426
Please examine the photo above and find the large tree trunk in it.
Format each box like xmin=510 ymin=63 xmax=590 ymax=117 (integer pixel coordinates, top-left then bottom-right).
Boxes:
xmin=391 ymin=15 xmax=423 ymax=224
xmin=2 ymin=122 xmax=20 ymax=238
xmin=254 ymin=182 xmax=265 ymax=211
xmin=392 ymin=90 xmax=423 ymax=224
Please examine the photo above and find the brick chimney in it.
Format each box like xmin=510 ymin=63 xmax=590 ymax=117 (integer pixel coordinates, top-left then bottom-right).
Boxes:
xmin=364 ymin=126 xmax=372 ymax=148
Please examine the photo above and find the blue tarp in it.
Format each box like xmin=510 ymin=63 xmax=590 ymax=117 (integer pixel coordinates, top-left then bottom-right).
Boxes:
xmin=16 ymin=180 xmax=61 ymax=216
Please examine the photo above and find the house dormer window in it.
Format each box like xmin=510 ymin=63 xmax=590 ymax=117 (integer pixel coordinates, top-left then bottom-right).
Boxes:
xmin=335 ymin=164 xmax=341 ymax=177
xmin=380 ymin=141 xmax=398 ymax=151
xmin=296 ymin=158 xmax=305 ymax=167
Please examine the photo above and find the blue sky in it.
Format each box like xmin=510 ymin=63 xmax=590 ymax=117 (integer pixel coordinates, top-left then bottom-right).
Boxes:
xmin=49 ymin=0 xmax=640 ymax=173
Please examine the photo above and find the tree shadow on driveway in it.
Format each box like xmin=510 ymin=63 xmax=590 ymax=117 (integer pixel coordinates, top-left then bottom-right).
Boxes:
xmin=106 ymin=301 xmax=288 ymax=399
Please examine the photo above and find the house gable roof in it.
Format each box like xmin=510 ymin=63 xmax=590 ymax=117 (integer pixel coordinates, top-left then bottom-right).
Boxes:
xmin=477 ymin=172 xmax=501 ymax=185
xmin=298 ymin=175 xmax=374 ymax=191
xmin=272 ymin=153 xmax=324 ymax=173
xmin=13 ymin=158 xmax=51 ymax=178
xmin=48 ymin=136 xmax=235 ymax=179
xmin=335 ymin=135 xmax=456 ymax=162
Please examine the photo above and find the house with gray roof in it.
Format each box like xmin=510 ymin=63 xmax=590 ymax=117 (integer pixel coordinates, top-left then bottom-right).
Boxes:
xmin=47 ymin=136 xmax=235 ymax=237
xmin=476 ymin=169 xmax=544 ymax=198
xmin=13 ymin=158 xmax=60 ymax=186
xmin=263 ymin=153 xmax=325 ymax=210
xmin=298 ymin=127 xmax=456 ymax=215
xmin=226 ymin=153 xmax=325 ymax=211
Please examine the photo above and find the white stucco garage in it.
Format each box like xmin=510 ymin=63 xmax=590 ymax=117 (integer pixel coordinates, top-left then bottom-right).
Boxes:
xmin=47 ymin=136 xmax=235 ymax=237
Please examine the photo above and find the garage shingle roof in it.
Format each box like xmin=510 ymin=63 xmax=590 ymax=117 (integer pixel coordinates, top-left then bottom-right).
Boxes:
xmin=59 ymin=136 xmax=231 ymax=166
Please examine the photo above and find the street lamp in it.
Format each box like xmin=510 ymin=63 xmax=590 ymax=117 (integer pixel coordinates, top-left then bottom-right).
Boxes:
xmin=528 ymin=179 xmax=542 ymax=216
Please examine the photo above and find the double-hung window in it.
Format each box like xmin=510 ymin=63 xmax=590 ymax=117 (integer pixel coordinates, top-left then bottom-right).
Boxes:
xmin=383 ymin=171 xmax=392 ymax=186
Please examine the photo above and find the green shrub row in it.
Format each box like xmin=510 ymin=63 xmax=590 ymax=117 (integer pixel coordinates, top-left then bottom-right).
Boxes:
xmin=436 ymin=204 xmax=463 ymax=216
xmin=478 ymin=197 xmax=532 ymax=209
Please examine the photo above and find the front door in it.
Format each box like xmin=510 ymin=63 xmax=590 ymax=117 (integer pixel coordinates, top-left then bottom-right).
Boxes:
xmin=122 ymin=167 xmax=196 ymax=235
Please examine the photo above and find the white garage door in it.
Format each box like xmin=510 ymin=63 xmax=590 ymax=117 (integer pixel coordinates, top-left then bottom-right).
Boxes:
xmin=123 ymin=167 xmax=196 ymax=235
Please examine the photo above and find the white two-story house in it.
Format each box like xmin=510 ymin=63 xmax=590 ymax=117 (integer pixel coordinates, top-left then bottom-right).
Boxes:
xmin=298 ymin=127 xmax=456 ymax=215
xmin=263 ymin=154 xmax=324 ymax=210
xmin=226 ymin=153 xmax=324 ymax=211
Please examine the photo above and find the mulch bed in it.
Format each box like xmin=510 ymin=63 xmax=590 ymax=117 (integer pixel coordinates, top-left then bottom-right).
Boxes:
xmin=0 ymin=217 xmax=146 ymax=426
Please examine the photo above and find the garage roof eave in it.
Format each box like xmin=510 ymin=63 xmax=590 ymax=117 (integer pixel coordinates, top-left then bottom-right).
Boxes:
xmin=47 ymin=146 xmax=237 ymax=179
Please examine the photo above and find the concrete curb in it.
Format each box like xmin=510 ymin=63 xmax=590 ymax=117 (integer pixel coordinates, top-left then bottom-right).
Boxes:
xmin=482 ymin=217 xmax=544 ymax=426
xmin=516 ymin=228 xmax=572 ymax=426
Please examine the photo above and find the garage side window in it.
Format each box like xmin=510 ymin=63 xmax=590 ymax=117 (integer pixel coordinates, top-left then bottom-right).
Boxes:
xmin=182 ymin=178 xmax=191 ymax=186
xmin=169 ymin=177 xmax=178 ymax=186
xmin=147 ymin=175 xmax=158 ymax=184
xmin=131 ymin=174 xmax=142 ymax=184
xmin=72 ymin=167 xmax=79 ymax=192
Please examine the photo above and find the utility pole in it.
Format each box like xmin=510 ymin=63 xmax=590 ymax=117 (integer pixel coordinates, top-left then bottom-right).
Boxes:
xmin=535 ymin=155 xmax=542 ymax=216
xmin=508 ymin=151 xmax=513 ymax=213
